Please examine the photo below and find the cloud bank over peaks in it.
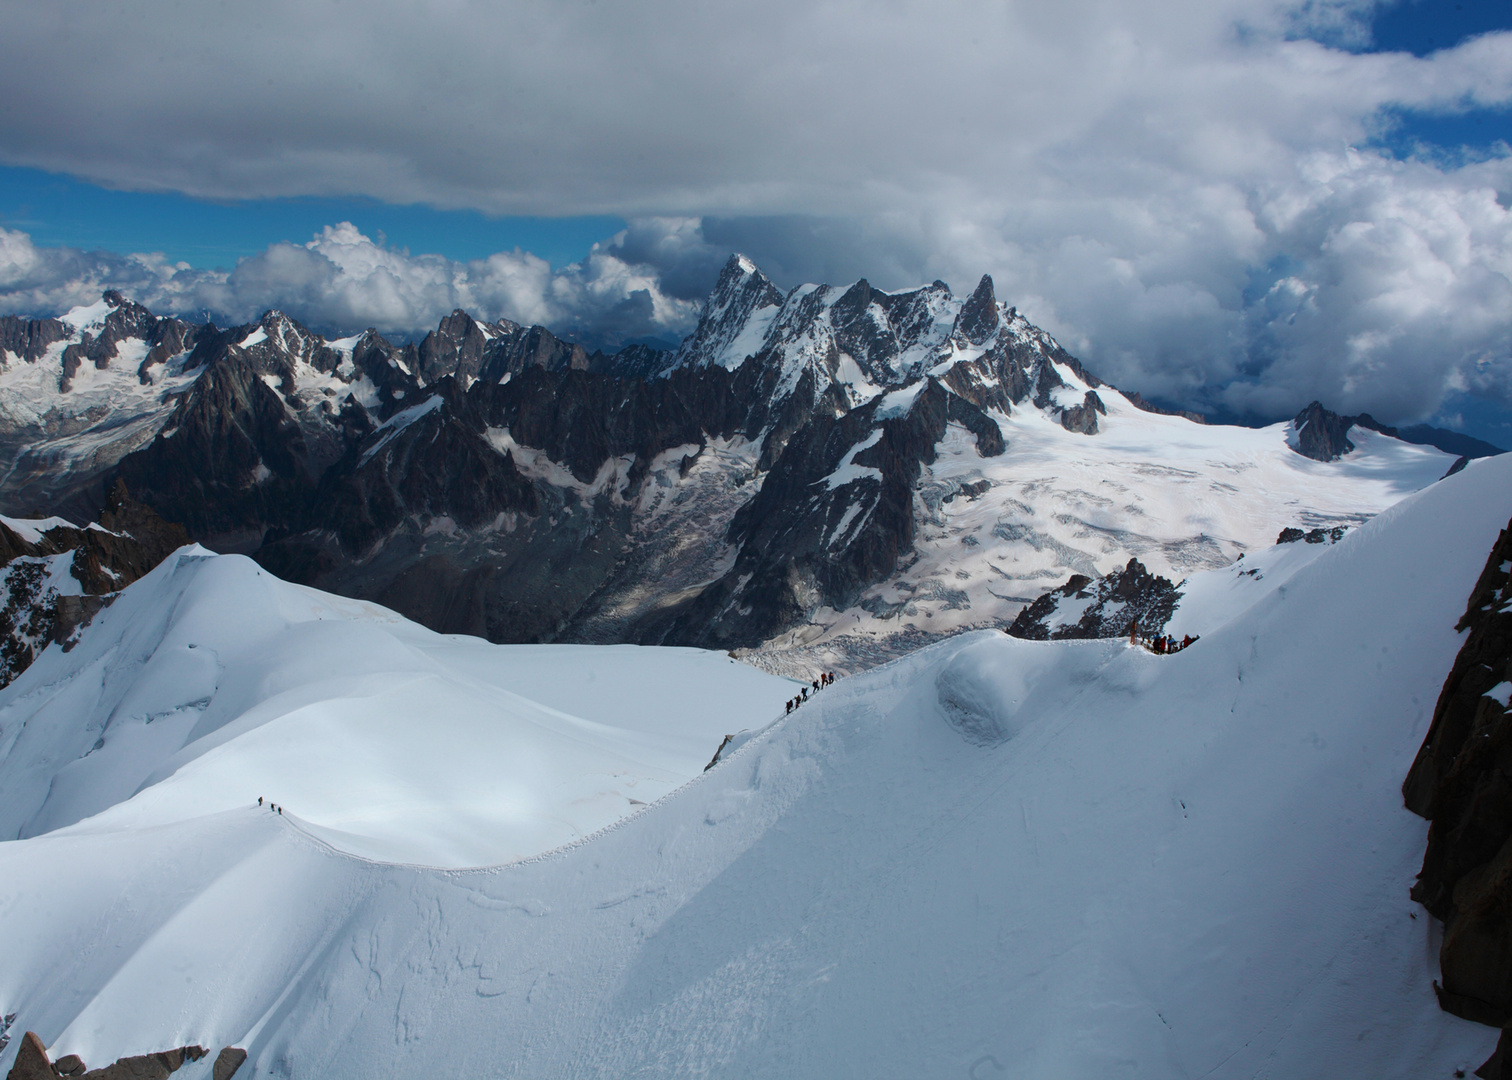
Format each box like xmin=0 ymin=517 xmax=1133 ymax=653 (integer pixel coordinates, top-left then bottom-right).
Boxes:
xmin=0 ymin=0 xmax=1510 ymax=429
xmin=0 ymin=222 xmax=699 ymax=349
xmin=3 ymin=165 xmax=1512 ymax=439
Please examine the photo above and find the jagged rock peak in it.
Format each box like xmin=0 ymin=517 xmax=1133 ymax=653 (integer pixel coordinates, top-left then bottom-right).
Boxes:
xmin=1006 ymin=558 xmax=1181 ymax=641
xmin=1292 ymin=401 xmax=1356 ymax=462
xmin=669 ymin=253 xmax=786 ymax=372
xmin=419 ymin=309 xmax=491 ymax=381
xmin=954 ymin=274 xmax=1000 ymax=346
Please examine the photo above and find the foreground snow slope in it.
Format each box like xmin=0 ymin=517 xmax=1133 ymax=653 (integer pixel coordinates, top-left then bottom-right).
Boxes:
xmin=2 ymin=458 xmax=1509 ymax=1077
xmin=0 ymin=551 xmax=793 ymax=865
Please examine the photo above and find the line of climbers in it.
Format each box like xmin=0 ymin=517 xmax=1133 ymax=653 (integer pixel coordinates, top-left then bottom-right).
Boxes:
xmin=1127 ymin=618 xmax=1198 ymax=654
xmin=786 ymin=671 xmax=836 ymax=714
xmin=1149 ymin=633 xmax=1197 ymax=654
xmin=258 ymin=796 xmax=283 ymax=815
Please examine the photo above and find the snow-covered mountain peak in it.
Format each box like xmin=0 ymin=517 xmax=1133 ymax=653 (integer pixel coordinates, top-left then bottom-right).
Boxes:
xmin=667 ymin=253 xmax=786 ymax=374
xmin=657 ymin=256 xmax=1105 ymax=437
xmin=57 ymin=297 xmax=116 ymax=333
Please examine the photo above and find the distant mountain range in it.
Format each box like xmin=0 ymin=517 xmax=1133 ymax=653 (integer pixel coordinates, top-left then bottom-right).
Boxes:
xmin=0 ymin=257 xmax=1479 ymax=667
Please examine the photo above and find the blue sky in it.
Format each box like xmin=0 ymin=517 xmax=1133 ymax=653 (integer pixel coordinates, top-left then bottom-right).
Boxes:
xmin=1366 ymin=0 xmax=1512 ymax=160
xmin=0 ymin=168 xmax=625 ymax=272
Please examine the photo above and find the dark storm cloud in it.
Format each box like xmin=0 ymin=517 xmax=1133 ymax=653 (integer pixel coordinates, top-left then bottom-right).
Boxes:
xmin=0 ymin=0 xmax=1509 ymax=422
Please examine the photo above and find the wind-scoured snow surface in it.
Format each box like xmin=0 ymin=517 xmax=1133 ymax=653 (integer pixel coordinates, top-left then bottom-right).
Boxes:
xmin=2 ymin=460 xmax=1509 ymax=1077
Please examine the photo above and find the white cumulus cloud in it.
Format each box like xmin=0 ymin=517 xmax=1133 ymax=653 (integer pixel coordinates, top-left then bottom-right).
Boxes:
xmin=0 ymin=223 xmax=699 ymax=349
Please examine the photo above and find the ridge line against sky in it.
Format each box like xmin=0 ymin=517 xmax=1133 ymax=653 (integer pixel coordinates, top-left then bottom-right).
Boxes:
xmin=0 ymin=0 xmax=1509 ymax=442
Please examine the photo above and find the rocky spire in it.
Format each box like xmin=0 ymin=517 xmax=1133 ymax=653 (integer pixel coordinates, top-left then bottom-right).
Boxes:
xmin=954 ymin=274 xmax=1001 ymax=346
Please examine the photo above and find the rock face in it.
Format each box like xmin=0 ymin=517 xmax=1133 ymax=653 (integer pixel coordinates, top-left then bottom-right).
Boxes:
xmin=2 ymin=1035 xmax=208 ymax=1080
xmin=211 ymin=1048 xmax=246 ymax=1080
xmin=6 ymin=1033 xmax=53 ymax=1080
xmin=1402 ymin=515 xmax=1512 ymax=1066
xmin=1283 ymin=401 xmax=1503 ymax=467
xmin=1291 ymin=401 xmax=1356 ymax=462
xmin=0 ymin=481 xmax=188 ymax=688
xmin=1006 ymin=558 xmax=1181 ymax=641
xmin=0 ymin=295 xmax=213 ymax=523
xmin=1276 ymin=525 xmax=1349 ymax=545
xmin=642 ymin=378 xmax=1006 ymax=648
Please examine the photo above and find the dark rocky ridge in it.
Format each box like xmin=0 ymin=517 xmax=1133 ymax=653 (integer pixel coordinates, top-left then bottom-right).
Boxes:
xmin=1006 ymin=558 xmax=1181 ymax=641
xmin=1397 ymin=424 xmax=1504 ymax=461
xmin=1276 ymin=525 xmax=1348 ymax=545
xmin=1403 ymin=515 xmax=1512 ymax=1074
xmin=0 ymin=481 xmax=188 ymax=688
xmin=1121 ymin=390 xmax=1207 ymax=425
xmin=0 ymin=298 xmax=213 ymax=523
xmin=641 ymin=378 xmax=1006 ymax=648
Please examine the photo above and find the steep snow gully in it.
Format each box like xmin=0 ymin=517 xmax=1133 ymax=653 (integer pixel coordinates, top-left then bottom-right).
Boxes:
xmin=1 ymin=456 xmax=1510 ymax=1077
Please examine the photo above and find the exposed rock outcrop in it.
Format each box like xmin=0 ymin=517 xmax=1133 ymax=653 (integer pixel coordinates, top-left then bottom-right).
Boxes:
xmin=211 ymin=1047 xmax=246 ymax=1080
xmin=1006 ymin=557 xmax=1181 ymax=641
xmin=1291 ymin=401 xmax=1356 ymax=462
xmin=6 ymin=1033 xmax=53 ymax=1080
xmin=1403 ymin=516 xmax=1512 ymax=1069
xmin=642 ymin=378 xmax=1005 ymax=648
xmin=0 ymin=482 xmax=188 ymax=688
xmin=1284 ymin=401 xmax=1499 ymax=467
xmin=1059 ymin=390 xmax=1105 ymax=434
xmin=1276 ymin=525 xmax=1348 ymax=545
xmin=3 ymin=1034 xmax=209 ymax=1080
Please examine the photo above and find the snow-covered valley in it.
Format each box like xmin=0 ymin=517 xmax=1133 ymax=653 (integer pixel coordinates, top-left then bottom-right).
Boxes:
xmin=1 ymin=450 xmax=1507 ymax=1078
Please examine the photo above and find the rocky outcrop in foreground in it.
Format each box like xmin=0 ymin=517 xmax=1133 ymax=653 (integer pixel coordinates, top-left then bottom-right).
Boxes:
xmin=4 ymin=1032 xmax=245 ymax=1080
xmin=1402 ymin=515 xmax=1512 ymax=1077
xmin=0 ymin=481 xmax=188 ymax=688
xmin=1006 ymin=557 xmax=1180 ymax=641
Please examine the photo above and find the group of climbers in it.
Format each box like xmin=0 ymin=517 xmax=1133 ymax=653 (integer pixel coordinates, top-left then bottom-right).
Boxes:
xmin=258 ymin=796 xmax=283 ymax=816
xmin=786 ymin=671 xmax=837 ymax=714
xmin=1127 ymin=618 xmax=1198 ymax=654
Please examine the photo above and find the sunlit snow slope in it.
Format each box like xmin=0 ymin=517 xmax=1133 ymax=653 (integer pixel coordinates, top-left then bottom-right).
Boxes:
xmin=1 ymin=457 xmax=1508 ymax=1078
xmin=0 ymin=550 xmax=794 ymax=866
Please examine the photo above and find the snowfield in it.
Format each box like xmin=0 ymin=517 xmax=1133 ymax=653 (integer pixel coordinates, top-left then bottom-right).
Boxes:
xmin=0 ymin=456 xmax=1508 ymax=1077
xmin=778 ymin=377 xmax=1459 ymax=668
xmin=0 ymin=553 xmax=794 ymax=866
